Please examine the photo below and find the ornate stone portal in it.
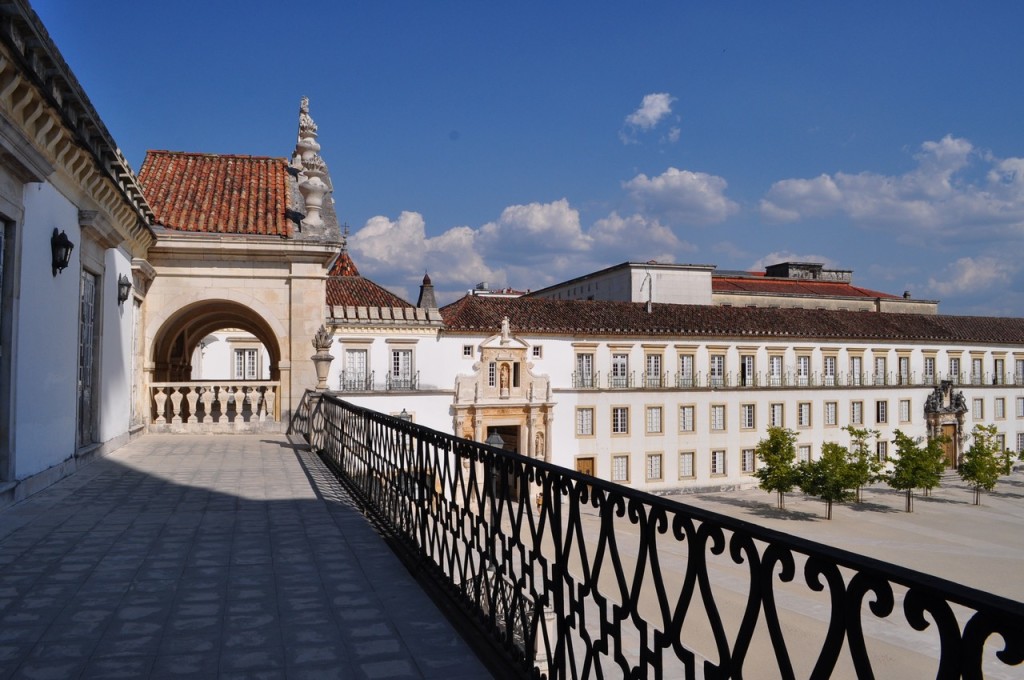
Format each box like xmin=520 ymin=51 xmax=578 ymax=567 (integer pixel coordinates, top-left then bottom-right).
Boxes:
xmin=923 ymin=380 xmax=968 ymax=467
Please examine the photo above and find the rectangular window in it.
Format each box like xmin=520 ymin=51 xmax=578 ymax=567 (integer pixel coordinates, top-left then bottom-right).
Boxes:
xmin=899 ymin=399 xmax=911 ymax=423
xmin=646 ymin=453 xmax=663 ymax=482
xmin=769 ymin=355 xmax=783 ymax=386
xmin=949 ymin=357 xmax=961 ymax=384
xmin=851 ymin=401 xmax=863 ymax=425
xmin=971 ymin=357 xmax=983 ymax=385
xmin=797 ymin=355 xmax=810 ymax=386
xmin=898 ymin=356 xmax=910 ymax=385
xmin=576 ymin=408 xmax=594 ymax=436
xmin=709 ymin=354 xmax=725 ymax=387
xmin=1017 ymin=358 xmax=1024 ymax=385
xmin=612 ymin=455 xmax=630 ymax=482
xmin=973 ymin=398 xmax=984 ymax=420
xmin=770 ymin=403 xmax=784 ymax=427
xmin=741 ymin=449 xmax=755 ymax=473
xmin=234 ymin=349 xmax=258 ymax=380
xmin=1017 ymin=397 xmax=1024 ymax=418
xmin=532 ymin=345 xmax=543 ymax=359
xmin=679 ymin=405 xmax=695 ymax=432
xmin=710 ymin=404 xmax=726 ymax=431
xmin=645 ymin=354 xmax=662 ymax=388
xmin=876 ymin=400 xmax=888 ymax=424
xmin=740 ymin=355 xmax=755 ymax=387
xmin=741 ymin=403 xmax=755 ymax=429
xmin=823 ymin=356 xmax=837 ymax=386
xmin=612 ymin=407 xmax=630 ymax=434
xmin=824 ymin=401 xmax=837 ymax=426
xmin=679 ymin=451 xmax=695 ymax=478
xmin=462 ymin=344 xmax=474 ymax=358
xmin=488 ymin=361 xmax=496 ymax=387
xmin=343 ymin=348 xmax=367 ymax=389
xmin=877 ymin=441 xmax=888 ymax=462
xmin=711 ymin=450 xmax=726 ymax=475
xmin=996 ymin=434 xmax=1006 ymax=452
xmin=678 ymin=354 xmax=694 ymax=387
xmin=576 ymin=353 xmax=594 ymax=388
xmin=994 ymin=358 xmax=1005 ymax=385
xmin=646 ymin=406 xmax=663 ymax=434
xmin=798 ymin=445 xmax=811 ymax=463
xmin=797 ymin=402 xmax=811 ymax=427
xmin=391 ymin=349 xmax=413 ymax=388
xmin=995 ymin=398 xmax=1006 ymax=419
xmin=1018 ymin=433 xmax=1024 ymax=453
xmin=924 ymin=357 xmax=936 ymax=385
xmin=611 ymin=353 xmax=629 ymax=388
xmin=874 ymin=356 xmax=887 ymax=386
xmin=850 ymin=356 xmax=863 ymax=386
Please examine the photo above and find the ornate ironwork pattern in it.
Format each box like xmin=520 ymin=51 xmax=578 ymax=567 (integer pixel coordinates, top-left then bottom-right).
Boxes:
xmin=294 ymin=391 xmax=1024 ymax=679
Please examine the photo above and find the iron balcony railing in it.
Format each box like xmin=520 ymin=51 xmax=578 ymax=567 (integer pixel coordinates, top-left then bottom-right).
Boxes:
xmin=292 ymin=391 xmax=1024 ymax=680
xmin=386 ymin=370 xmax=419 ymax=391
xmin=339 ymin=369 xmax=375 ymax=392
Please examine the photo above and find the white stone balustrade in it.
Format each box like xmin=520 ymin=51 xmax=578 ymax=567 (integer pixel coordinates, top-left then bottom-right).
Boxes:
xmin=149 ymin=382 xmax=280 ymax=432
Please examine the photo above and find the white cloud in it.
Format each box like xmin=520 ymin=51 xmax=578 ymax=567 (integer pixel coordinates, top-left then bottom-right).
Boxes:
xmin=625 ymin=93 xmax=676 ymax=130
xmin=759 ymin=135 xmax=1024 ymax=236
xmin=925 ymin=256 xmax=1017 ymax=297
xmin=590 ymin=211 xmax=691 ymax=251
xmin=624 ymin=167 xmax=740 ymax=225
xmin=478 ymin=199 xmax=591 ymax=252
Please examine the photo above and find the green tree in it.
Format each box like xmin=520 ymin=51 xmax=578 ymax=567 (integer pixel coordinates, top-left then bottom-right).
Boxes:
xmin=844 ymin=426 xmax=884 ymax=502
xmin=959 ymin=424 xmax=1003 ymax=505
xmin=798 ymin=442 xmax=857 ymax=519
xmin=754 ymin=427 xmax=800 ymax=509
xmin=887 ymin=430 xmax=946 ymax=512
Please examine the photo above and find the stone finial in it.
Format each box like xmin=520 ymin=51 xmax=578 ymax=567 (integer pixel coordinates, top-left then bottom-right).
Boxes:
xmin=312 ymin=324 xmax=333 ymax=353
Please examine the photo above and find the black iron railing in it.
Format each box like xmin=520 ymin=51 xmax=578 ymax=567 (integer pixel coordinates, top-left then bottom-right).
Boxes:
xmin=293 ymin=391 xmax=1024 ymax=679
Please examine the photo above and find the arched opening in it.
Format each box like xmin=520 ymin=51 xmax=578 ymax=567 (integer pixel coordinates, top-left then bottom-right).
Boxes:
xmin=151 ymin=300 xmax=282 ymax=383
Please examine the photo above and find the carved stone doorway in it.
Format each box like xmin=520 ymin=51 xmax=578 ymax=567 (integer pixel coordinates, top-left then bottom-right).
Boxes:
xmin=941 ymin=424 xmax=958 ymax=468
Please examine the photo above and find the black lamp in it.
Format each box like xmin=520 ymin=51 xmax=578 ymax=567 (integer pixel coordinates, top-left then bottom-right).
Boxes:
xmin=117 ymin=273 xmax=132 ymax=305
xmin=51 ymin=228 xmax=73 ymax=276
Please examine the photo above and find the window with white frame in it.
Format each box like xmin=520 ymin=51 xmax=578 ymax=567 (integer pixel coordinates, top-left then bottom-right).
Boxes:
xmin=645 ymin=354 xmax=662 ymax=387
xmin=646 ymin=406 xmax=663 ymax=434
xmin=798 ymin=445 xmax=811 ymax=463
xmin=709 ymin=354 xmax=725 ymax=387
xmin=576 ymin=408 xmax=594 ymax=436
xmin=234 ymin=348 xmax=258 ymax=380
xmin=678 ymin=354 xmax=694 ymax=387
xmin=949 ymin=357 xmax=961 ymax=383
xmin=899 ymin=399 xmax=911 ymax=423
xmin=994 ymin=358 xmax=1005 ymax=385
xmin=710 ymin=404 xmax=726 ymax=431
xmin=876 ymin=441 xmax=888 ymax=462
xmin=1018 ymin=397 xmax=1024 ymax=418
xmin=462 ymin=345 xmax=474 ymax=358
xmin=770 ymin=403 xmax=784 ymax=427
xmin=488 ymin=362 xmax=496 ymax=387
xmin=611 ymin=353 xmax=629 ymax=388
xmin=391 ymin=348 xmax=413 ymax=387
xmin=646 ymin=453 xmax=663 ymax=481
xmin=679 ymin=451 xmax=695 ymax=478
xmin=612 ymin=407 xmax=630 ymax=434
xmin=344 ymin=348 xmax=368 ymax=389
xmin=874 ymin=355 xmax=887 ymax=385
xmin=741 ymin=403 xmax=755 ymax=429
xmin=851 ymin=401 xmax=863 ymax=425
xmin=1017 ymin=358 xmax=1024 ymax=384
xmin=532 ymin=345 xmax=543 ymax=359
xmin=924 ymin=356 xmax=936 ymax=385
xmin=996 ymin=434 xmax=1006 ymax=452
xmin=876 ymin=400 xmax=888 ymax=424
xmin=850 ymin=355 xmax=863 ymax=385
xmin=825 ymin=401 xmax=837 ymax=426
xmin=995 ymin=398 xmax=1006 ymax=419
xmin=711 ymin=450 xmax=726 ymax=475
xmin=797 ymin=402 xmax=811 ymax=427
xmin=1018 ymin=433 xmax=1024 ymax=453
xmin=971 ymin=357 xmax=983 ymax=385
xmin=823 ymin=355 xmax=836 ymax=386
xmin=741 ymin=449 xmax=755 ymax=473
xmin=797 ymin=355 xmax=810 ymax=386
xmin=973 ymin=398 xmax=984 ymax=420
xmin=769 ymin=355 xmax=783 ymax=386
xmin=612 ymin=455 xmax=630 ymax=482
xmin=740 ymin=355 xmax=755 ymax=387
xmin=576 ymin=353 xmax=595 ymax=388
xmin=898 ymin=355 xmax=910 ymax=385
xmin=679 ymin=405 xmax=695 ymax=432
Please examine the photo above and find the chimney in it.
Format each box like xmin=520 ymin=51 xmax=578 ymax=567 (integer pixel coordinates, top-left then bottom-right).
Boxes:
xmin=417 ymin=272 xmax=437 ymax=309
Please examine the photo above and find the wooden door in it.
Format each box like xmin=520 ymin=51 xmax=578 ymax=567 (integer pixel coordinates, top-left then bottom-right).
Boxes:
xmin=576 ymin=457 xmax=595 ymax=476
xmin=942 ymin=424 xmax=958 ymax=468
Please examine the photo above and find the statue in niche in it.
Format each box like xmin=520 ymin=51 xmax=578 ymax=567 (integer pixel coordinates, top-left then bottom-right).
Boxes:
xmin=535 ymin=432 xmax=545 ymax=460
xmin=500 ymin=363 xmax=511 ymax=397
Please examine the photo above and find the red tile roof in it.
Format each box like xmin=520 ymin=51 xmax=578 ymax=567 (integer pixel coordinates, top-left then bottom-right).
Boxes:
xmin=440 ymin=295 xmax=1024 ymax=344
xmin=713 ymin=275 xmax=897 ymax=299
xmin=329 ymin=251 xmax=360 ymax=277
xmin=138 ymin=151 xmax=292 ymax=236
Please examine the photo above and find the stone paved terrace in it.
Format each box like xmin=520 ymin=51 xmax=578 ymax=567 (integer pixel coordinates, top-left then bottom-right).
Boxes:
xmin=0 ymin=435 xmax=492 ymax=679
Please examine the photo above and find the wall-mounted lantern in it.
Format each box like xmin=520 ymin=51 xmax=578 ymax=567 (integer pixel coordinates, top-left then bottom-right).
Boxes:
xmin=117 ymin=273 xmax=132 ymax=305
xmin=51 ymin=228 xmax=73 ymax=276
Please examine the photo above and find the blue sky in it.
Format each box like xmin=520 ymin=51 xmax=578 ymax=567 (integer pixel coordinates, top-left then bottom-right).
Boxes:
xmin=34 ymin=1 xmax=1024 ymax=315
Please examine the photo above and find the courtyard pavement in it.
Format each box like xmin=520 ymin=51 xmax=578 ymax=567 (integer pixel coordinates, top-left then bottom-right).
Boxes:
xmin=0 ymin=435 xmax=491 ymax=680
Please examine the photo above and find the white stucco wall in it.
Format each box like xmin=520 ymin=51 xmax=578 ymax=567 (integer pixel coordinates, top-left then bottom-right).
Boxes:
xmin=97 ymin=247 xmax=134 ymax=443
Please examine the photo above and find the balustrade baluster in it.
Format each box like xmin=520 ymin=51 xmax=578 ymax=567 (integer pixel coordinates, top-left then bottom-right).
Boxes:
xmin=201 ymin=386 xmax=214 ymax=423
xmin=169 ymin=388 xmax=184 ymax=424
xmin=185 ymin=387 xmax=199 ymax=424
xmin=153 ymin=387 xmax=168 ymax=425
xmin=265 ymin=387 xmax=276 ymax=422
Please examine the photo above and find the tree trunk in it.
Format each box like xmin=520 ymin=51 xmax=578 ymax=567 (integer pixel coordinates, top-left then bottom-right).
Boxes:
xmin=778 ymin=491 xmax=785 ymax=510
xmin=856 ymin=486 xmax=863 ymax=503
xmin=974 ymin=485 xmax=982 ymax=506
xmin=826 ymin=499 xmax=832 ymax=520
xmin=905 ymin=489 xmax=913 ymax=513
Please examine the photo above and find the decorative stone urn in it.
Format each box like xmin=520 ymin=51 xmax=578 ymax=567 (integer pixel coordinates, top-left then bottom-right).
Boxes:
xmin=311 ymin=324 xmax=334 ymax=390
